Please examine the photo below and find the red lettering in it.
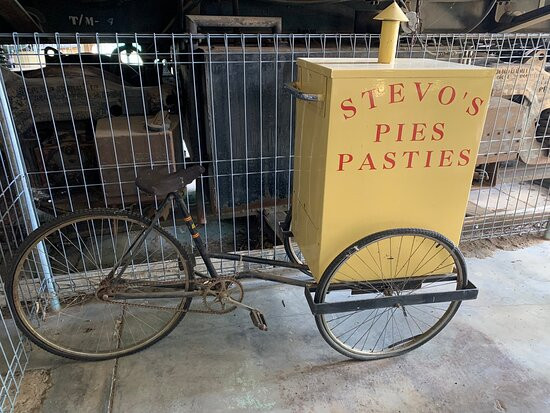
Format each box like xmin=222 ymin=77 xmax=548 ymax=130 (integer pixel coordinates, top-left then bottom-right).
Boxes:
xmin=411 ymin=123 xmax=426 ymax=141
xmin=425 ymin=150 xmax=433 ymax=168
xmin=402 ymin=151 xmax=420 ymax=168
xmin=389 ymin=83 xmax=405 ymax=104
xmin=438 ymin=86 xmax=456 ymax=105
xmin=340 ymin=98 xmax=357 ymax=120
xmin=383 ymin=152 xmax=396 ymax=169
xmin=432 ymin=122 xmax=445 ymax=141
xmin=414 ymin=82 xmax=433 ymax=102
xmin=358 ymin=153 xmax=376 ymax=170
xmin=466 ymin=97 xmax=484 ymax=116
xmin=439 ymin=150 xmax=454 ymax=167
xmin=361 ymin=88 xmax=377 ymax=109
xmin=374 ymin=124 xmax=390 ymax=142
xmin=458 ymin=149 xmax=471 ymax=166
xmin=337 ymin=153 xmax=353 ymax=171
xmin=396 ymin=123 xmax=405 ymax=142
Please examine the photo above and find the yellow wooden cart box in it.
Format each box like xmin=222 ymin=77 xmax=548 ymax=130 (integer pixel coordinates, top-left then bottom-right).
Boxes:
xmin=290 ymin=57 xmax=495 ymax=281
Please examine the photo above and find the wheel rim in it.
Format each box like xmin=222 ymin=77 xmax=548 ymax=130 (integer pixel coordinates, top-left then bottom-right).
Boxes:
xmin=316 ymin=230 xmax=465 ymax=359
xmin=282 ymin=211 xmax=310 ymax=274
xmin=11 ymin=213 xmax=191 ymax=359
xmin=285 ymin=235 xmax=305 ymax=265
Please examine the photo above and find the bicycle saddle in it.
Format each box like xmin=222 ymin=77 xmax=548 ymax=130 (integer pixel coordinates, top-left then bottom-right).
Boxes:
xmin=135 ymin=165 xmax=205 ymax=196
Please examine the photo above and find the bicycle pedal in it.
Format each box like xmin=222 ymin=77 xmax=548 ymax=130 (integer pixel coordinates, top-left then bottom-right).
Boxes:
xmin=249 ymin=309 xmax=268 ymax=331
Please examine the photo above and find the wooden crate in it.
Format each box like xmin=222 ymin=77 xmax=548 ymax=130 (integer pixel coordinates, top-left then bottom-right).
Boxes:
xmin=95 ymin=115 xmax=178 ymax=206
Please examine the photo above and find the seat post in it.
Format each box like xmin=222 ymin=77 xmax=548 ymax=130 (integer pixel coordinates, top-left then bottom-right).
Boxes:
xmin=172 ymin=191 xmax=220 ymax=278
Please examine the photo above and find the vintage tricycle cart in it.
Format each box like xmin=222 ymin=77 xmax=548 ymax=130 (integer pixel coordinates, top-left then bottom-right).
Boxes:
xmin=6 ymin=4 xmax=495 ymax=361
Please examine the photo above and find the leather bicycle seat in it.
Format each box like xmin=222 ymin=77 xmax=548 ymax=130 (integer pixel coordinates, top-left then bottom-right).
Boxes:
xmin=135 ymin=165 xmax=205 ymax=196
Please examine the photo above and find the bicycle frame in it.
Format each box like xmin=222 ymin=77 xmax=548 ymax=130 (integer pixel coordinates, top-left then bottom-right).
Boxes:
xmin=106 ymin=190 xmax=313 ymax=301
xmin=106 ymin=189 xmax=479 ymax=313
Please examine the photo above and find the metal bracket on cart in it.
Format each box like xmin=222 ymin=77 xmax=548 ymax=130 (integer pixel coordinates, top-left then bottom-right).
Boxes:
xmin=304 ymin=281 xmax=479 ymax=315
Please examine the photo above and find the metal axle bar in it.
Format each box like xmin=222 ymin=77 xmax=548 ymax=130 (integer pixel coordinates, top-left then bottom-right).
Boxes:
xmin=304 ymin=281 xmax=479 ymax=315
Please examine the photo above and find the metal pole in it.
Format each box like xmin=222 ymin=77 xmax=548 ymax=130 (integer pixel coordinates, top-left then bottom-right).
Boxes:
xmin=0 ymin=67 xmax=60 ymax=311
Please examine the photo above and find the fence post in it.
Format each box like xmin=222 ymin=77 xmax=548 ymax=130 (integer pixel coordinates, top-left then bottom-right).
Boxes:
xmin=0 ymin=67 xmax=60 ymax=311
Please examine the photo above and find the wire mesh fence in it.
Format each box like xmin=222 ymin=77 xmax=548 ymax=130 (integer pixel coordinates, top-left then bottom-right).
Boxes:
xmin=0 ymin=33 xmax=548 ymax=251
xmin=0 ymin=31 xmax=548 ymax=406
xmin=0 ymin=32 xmax=547 ymax=276
xmin=0 ymin=89 xmax=31 ymax=412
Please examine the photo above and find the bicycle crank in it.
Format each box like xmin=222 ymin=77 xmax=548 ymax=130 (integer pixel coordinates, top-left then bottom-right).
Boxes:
xmin=202 ymin=278 xmax=244 ymax=314
xmin=221 ymin=296 xmax=268 ymax=331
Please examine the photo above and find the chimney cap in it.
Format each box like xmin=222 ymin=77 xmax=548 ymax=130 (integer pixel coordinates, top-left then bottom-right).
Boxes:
xmin=374 ymin=2 xmax=409 ymax=22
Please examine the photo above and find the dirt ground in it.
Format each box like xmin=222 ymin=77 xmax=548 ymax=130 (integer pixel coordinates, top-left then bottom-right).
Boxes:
xmin=459 ymin=233 xmax=547 ymax=259
xmin=14 ymin=369 xmax=51 ymax=413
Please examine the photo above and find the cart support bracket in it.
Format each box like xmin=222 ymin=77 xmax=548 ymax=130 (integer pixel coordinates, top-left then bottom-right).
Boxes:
xmin=304 ymin=281 xmax=479 ymax=315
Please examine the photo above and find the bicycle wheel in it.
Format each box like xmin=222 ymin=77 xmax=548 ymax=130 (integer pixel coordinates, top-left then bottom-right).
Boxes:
xmin=314 ymin=228 xmax=467 ymax=361
xmin=6 ymin=209 xmax=194 ymax=361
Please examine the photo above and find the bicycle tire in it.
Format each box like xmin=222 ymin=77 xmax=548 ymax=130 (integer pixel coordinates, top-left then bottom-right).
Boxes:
xmin=6 ymin=208 xmax=194 ymax=361
xmin=314 ymin=228 xmax=467 ymax=361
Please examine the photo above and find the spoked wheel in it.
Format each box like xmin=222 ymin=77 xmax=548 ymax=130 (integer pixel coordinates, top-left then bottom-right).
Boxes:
xmin=281 ymin=209 xmax=310 ymax=275
xmin=315 ymin=228 xmax=467 ymax=361
xmin=6 ymin=209 xmax=194 ymax=361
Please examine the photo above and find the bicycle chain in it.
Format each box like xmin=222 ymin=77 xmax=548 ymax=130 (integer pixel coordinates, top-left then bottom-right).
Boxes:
xmin=99 ymin=276 xmax=242 ymax=314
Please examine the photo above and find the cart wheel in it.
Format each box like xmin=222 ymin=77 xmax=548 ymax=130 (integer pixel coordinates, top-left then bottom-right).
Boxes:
xmin=282 ymin=209 xmax=311 ymax=275
xmin=314 ymin=228 xmax=467 ymax=361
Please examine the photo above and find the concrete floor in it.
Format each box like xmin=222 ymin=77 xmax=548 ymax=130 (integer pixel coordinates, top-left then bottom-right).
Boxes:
xmin=14 ymin=240 xmax=550 ymax=412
